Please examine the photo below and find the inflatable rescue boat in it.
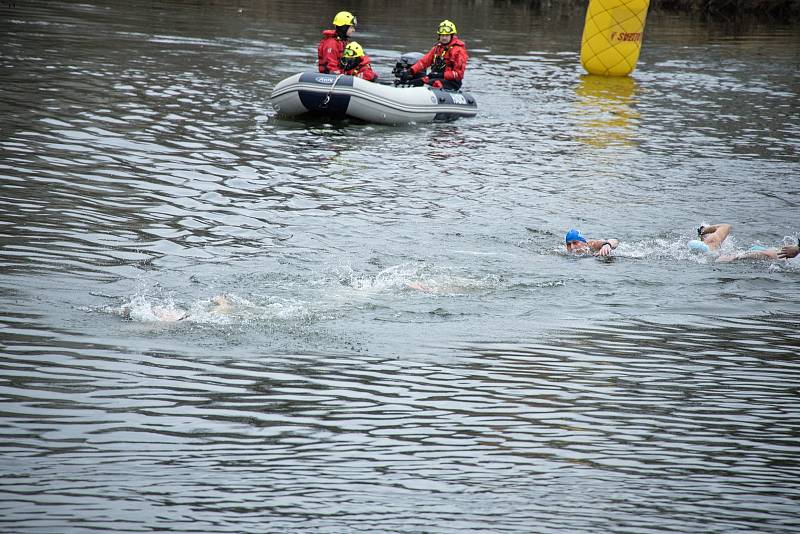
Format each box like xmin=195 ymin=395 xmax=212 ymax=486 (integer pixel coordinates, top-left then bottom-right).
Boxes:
xmin=271 ymin=72 xmax=478 ymax=125
xmin=271 ymin=51 xmax=478 ymax=125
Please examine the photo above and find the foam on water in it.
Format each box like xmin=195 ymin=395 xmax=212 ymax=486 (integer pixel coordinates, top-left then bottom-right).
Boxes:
xmin=99 ymin=290 xmax=322 ymax=327
xmin=327 ymin=262 xmax=504 ymax=296
xmin=115 ymin=294 xmax=189 ymax=323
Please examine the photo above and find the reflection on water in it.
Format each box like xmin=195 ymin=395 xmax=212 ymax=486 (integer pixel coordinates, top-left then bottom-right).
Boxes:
xmin=573 ymin=74 xmax=641 ymax=148
xmin=2 ymin=313 xmax=799 ymax=532
xmin=1 ymin=0 xmax=800 ymax=532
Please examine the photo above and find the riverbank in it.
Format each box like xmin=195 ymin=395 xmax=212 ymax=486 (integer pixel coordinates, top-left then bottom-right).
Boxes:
xmin=530 ymin=0 xmax=800 ymax=20
xmin=655 ymin=0 xmax=800 ymax=19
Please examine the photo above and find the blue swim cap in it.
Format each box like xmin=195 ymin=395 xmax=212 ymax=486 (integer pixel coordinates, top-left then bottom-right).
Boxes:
xmin=565 ymin=229 xmax=587 ymax=244
xmin=688 ymin=239 xmax=710 ymax=253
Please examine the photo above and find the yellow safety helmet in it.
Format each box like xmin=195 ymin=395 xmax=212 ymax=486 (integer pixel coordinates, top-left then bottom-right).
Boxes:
xmin=332 ymin=11 xmax=357 ymax=27
xmin=342 ymin=41 xmax=365 ymax=59
xmin=437 ymin=19 xmax=457 ymax=35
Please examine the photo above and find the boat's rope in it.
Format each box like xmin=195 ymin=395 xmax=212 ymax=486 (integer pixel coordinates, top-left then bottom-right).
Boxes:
xmin=320 ymin=74 xmax=344 ymax=109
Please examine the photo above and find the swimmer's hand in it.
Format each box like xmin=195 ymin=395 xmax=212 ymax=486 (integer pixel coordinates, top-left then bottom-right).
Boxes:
xmin=595 ymin=243 xmax=612 ymax=257
xmin=778 ymin=245 xmax=799 ymax=259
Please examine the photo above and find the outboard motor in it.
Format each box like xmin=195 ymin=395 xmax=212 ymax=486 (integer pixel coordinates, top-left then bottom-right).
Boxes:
xmin=392 ymin=52 xmax=423 ymax=84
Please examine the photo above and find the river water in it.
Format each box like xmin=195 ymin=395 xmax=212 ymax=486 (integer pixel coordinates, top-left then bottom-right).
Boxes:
xmin=1 ymin=1 xmax=799 ymax=532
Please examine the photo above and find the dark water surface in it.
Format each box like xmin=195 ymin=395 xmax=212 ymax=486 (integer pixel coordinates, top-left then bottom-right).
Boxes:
xmin=1 ymin=1 xmax=799 ymax=532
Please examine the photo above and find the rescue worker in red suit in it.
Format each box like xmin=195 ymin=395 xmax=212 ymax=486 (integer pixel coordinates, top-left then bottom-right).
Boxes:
xmin=318 ymin=11 xmax=357 ymax=74
xmin=339 ymin=42 xmax=378 ymax=82
xmin=401 ymin=20 xmax=467 ymax=91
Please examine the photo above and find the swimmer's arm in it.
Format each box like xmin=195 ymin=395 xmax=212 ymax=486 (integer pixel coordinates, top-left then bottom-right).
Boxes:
xmin=588 ymin=239 xmax=618 ymax=256
xmin=699 ymin=223 xmax=731 ymax=250
xmin=699 ymin=224 xmax=725 ymax=234
xmin=778 ymin=245 xmax=799 ymax=259
xmin=699 ymin=223 xmax=731 ymax=237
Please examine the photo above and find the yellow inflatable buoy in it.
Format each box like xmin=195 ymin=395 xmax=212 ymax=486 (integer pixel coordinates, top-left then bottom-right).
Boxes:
xmin=580 ymin=0 xmax=650 ymax=77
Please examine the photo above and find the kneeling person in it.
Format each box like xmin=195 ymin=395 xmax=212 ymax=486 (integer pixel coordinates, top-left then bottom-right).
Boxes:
xmin=403 ymin=19 xmax=467 ymax=90
xmin=339 ymin=41 xmax=378 ymax=81
xmin=318 ymin=11 xmax=357 ymax=74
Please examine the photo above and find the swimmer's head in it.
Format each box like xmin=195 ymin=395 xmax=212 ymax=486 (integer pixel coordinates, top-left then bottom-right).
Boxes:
xmin=565 ymin=229 xmax=587 ymax=244
xmin=688 ymin=239 xmax=711 ymax=253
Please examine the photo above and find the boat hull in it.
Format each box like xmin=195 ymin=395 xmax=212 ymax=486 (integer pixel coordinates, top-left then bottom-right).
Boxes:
xmin=270 ymin=72 xmax=478 ymax=125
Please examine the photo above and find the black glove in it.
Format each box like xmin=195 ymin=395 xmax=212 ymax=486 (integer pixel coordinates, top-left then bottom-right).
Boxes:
xmin=428 ymin=71 xmax=444 ymax=80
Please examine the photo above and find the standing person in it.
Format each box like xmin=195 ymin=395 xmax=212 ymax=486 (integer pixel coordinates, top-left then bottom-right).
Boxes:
xmin=564 ymin=228 xmax=619 ymax=257
xmin=402 ymin=19 xmax=468 ymax=90
xmin=318 ymin=11 xmax=357 ymax=74
xmin=339 ymin=42 xmax=378 ymax=81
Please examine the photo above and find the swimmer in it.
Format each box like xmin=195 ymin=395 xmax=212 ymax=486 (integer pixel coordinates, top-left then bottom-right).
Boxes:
xmin=120 ymin=294 xmax=233 ymax=322
xmin=689 ymin=223 xmax=798 ymax=263
xmin=564 ymin=228 xmax=619 ymax=257
xmin=687 ymin=223 xmax=731 ymax=254
xmin=209 ymin=294 xmax=233 ymax=314
xmin=406 ymin=281 xmax=432 ymax=292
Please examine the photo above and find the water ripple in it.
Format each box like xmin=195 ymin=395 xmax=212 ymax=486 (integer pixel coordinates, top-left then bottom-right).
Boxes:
xmin=2 ymin=1 xmax=800 ymax=532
